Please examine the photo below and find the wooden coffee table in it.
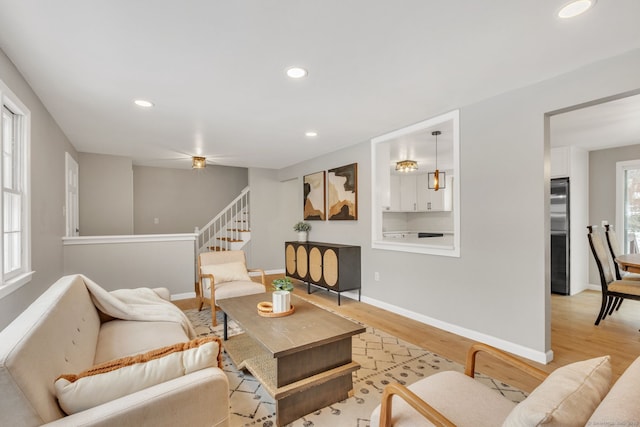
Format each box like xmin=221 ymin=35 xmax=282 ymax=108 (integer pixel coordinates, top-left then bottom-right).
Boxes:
xmin=217 ymin=292 xmax=365 ymax=426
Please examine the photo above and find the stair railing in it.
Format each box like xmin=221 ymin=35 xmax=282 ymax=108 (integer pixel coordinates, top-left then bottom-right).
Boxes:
xmin=195 ymin=187 xmax=249 ymax=254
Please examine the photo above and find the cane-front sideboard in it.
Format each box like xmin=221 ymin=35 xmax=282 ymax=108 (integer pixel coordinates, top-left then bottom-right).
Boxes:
xmin=284 ymin=241 xmax=361 ymax=305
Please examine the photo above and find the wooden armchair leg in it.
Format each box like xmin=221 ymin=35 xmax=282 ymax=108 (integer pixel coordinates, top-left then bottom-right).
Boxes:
xmin=211 ymin=294 xmax=217 ymax=327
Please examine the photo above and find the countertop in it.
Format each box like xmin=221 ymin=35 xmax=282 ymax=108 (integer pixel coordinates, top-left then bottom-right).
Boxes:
xmin=382 ymin=231 xmax=454 ymax=246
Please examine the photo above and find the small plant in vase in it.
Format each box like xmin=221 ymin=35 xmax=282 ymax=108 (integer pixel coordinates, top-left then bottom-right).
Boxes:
xmin=271 ymin=277 xmax=293 ymax=313
xmin=293 ymin=221 xmax=311 ymax=242
xmin=272 ymin=277 xmax=294 ymax=292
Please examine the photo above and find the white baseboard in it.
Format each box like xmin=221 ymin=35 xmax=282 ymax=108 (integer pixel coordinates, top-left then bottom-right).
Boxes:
xmin=172 ymin=292 xmax=197 ymax=300
xmin=359 ymin=294 xmax=553 ymax=365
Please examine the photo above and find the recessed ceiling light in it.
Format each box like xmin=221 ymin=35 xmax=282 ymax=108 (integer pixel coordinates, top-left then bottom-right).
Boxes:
xmin=286 ymin=67 xmax=308 ymax=79
xmin=558 ymin=0 xmax=595 ymax=18
xmin=305 ymin=131 xmax=318 ymax=137
xmin=134 ymin=99 xmax=154 ymax=108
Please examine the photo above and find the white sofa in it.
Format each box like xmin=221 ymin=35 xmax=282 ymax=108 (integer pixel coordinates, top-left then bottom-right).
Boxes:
xmin=0 ymin=274 xmax=230 ymax=427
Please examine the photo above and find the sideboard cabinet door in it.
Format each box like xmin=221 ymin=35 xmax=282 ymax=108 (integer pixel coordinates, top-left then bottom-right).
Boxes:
xmin=284 ymin=241 xmax=309 ymax=281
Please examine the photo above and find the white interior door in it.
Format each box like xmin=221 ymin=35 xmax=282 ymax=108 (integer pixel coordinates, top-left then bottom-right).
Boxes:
xmin=65 ymin=152 xmax=79 ymax=236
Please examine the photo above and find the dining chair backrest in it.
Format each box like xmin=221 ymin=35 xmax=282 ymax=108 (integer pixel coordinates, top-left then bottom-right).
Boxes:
xmin=604 ymin=224 xmax=624 ymax=280
xmin=588 ymin=226 xmax=614 ymax=289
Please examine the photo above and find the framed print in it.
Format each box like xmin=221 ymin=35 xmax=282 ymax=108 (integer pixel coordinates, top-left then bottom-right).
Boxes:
xmin=303 ymin=171 xmax=326 ymax=220
xmin=328 ymin=163 xmax=358 ymax=220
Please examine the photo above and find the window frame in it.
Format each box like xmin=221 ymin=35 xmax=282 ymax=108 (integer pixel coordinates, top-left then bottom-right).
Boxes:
xmin=0 ymin=79 xmax=32 ymax=299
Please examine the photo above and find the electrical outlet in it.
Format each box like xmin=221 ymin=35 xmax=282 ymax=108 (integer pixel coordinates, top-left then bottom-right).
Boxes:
xmin=374 ymin=272 xmax=380 ymax=281
xmin=154 ymin=217 xmax=159 ymax=224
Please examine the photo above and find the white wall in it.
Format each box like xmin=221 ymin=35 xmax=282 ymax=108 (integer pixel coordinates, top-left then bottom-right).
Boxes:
xmin=266 ymin=48 xmax=640 ymax=363
xmin=79 ymin=152 xmax=134 ymax=235
xmin=0 ymin=48 xmax=78 ymax=330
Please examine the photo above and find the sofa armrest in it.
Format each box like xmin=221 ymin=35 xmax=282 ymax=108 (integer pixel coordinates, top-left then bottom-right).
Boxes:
xmin=151 ymin=287 xmax=171 ymax=301
xmin=43 ymin=368 xmax=229 ymax=427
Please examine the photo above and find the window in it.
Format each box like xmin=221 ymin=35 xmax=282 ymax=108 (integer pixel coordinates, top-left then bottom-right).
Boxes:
xmin=0 ymin=80 xmax=31 ymax=298
xmin=616 ymin=160 xmax=640 ymax=254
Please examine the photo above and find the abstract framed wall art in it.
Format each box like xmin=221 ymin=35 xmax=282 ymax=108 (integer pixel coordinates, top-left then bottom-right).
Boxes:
xmin=303 ymin=171 xmax=326 ymax=220
xmin=327 ymin=163 xmax=358 ymax=220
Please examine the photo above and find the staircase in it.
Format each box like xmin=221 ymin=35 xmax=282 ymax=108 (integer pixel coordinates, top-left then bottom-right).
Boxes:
xmin=196 ymin=187 xmax=251 ymax=254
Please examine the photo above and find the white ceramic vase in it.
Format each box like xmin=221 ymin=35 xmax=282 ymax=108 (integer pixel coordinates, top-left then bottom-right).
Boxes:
xmin=297 ymin=231 xmax=308 ymax=242
xmin=272 ymin=290 xmax=291 ymax=313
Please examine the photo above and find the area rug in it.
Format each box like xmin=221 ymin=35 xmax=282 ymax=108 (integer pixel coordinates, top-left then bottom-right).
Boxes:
xmin=185 ymin=308 xmax=527 ymax=427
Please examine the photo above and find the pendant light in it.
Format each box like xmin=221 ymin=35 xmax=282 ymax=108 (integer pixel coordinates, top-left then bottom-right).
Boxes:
xmin=428 ymin=131 xmax=446 ymax=191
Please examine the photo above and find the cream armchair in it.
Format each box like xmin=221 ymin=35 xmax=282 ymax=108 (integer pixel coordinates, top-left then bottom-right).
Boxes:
xmin=198 ymin=250 xmax=266 ymax=326
xmin=371 ymin=343 xmax=613 ymax=427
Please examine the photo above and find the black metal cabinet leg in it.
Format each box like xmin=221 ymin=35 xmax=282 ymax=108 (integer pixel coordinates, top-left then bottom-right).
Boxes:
xmin=223 ymin=312 xmax=228 ymax=341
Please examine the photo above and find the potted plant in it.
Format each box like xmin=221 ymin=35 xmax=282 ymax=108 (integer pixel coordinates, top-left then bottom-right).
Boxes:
xmin=272 ymin=277 xmax=294 ymax=292
xmin=293 ymin=221 xmax=311 ymax=242
xmin=271 ymin=277 xmax=293 ymax=313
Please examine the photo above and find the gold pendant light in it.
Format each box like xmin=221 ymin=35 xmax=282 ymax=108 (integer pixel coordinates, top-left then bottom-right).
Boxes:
xmin=428 ymin=131 xmax=446 ymax=191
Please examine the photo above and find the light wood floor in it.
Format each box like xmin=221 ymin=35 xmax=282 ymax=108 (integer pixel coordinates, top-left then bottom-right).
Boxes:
xmin=178 ymin=275 xmax=640 ymax=393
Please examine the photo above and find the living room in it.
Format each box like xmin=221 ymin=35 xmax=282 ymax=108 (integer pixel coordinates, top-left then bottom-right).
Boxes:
xmin=1 ymin=2 xmax=640 ymax=425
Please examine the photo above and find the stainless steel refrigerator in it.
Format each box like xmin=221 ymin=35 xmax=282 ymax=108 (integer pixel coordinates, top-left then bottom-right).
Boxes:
xmin=551 ymin=177 xmax=570 ymax=295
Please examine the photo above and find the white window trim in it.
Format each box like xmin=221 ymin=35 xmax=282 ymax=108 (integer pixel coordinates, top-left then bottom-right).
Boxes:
xmin=615 ymin=159 xmax=640 ymax=251
xmin=0 ymin=78 xmax=32 ymax=299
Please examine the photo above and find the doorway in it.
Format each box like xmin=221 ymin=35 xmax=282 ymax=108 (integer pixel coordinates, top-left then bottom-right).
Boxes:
xmin=65 ymin=152 xmax=79 ymax=237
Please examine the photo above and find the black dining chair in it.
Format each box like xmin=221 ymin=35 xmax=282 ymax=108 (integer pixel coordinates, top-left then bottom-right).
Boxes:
xmin=587 ymin=225 xmax=640 ymax=325
xmin=604 ymin=224 xmax=640 ymax=281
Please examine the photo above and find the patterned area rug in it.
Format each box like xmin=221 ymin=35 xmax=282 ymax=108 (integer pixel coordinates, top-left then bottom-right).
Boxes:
xmin=185 ymin=308 xmax=527 ymax=427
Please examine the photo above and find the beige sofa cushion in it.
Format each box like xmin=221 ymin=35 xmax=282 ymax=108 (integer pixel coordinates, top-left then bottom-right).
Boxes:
xmin=55 ymin=336 xmax=222 ymax=415
xmin=94 ymin=319 xmax=188 ymax=364
xmin=587 ymin=355 xmax=640 ymax=424
xmin=503 ymin=355 xmax=611 ymax=427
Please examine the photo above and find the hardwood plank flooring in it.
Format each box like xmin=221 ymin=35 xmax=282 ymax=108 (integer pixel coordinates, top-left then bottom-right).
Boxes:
xmin=179 ymin=274 xmax=640 ymax=393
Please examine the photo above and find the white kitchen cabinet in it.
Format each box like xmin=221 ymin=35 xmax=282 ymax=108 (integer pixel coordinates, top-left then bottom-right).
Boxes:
xmin=389 ymin=175 xmax=401 ymax=211
xmin=400 ymin=174 xmax=417 ymax=211
xmin=417 ymin=174 xmax=452 ymax=211
xmin=551 ymin=147 xmax=570 ymax=178
xmin=388 ymin=173 xmax=452 ymax=212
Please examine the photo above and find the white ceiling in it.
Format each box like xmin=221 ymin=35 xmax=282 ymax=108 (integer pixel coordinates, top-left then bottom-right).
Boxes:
xmin=551 ymin=93 xmax=640 ymax=151
xmin=1 ymin=1 xmax=640 ymax=169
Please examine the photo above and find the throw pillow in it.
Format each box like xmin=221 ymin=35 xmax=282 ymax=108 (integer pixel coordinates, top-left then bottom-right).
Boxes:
xmin=201 ymin=261 xmax=251 ymax=286
xmin=54 ymin=336 xmax=222 ymax=415
xmin=502 ymin=355 xmax=611 ymax=427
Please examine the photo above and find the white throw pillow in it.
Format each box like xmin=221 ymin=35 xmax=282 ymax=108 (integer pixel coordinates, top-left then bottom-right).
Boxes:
xmin=201 ymin=261 xmax=251 ymax=286
xmin=502 ymin=355 xmax=611 ymax=427
xmin=54 ymin=336 xmax=221 ymax=415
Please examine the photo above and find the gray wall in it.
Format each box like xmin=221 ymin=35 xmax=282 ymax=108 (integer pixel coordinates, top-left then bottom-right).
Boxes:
xmin=252 ymin=48 xmax=640 ymax=362
xmin=133 ymin=165 xmax=248 ymax=234
xmin=589 ymin=144 xmax=640 ymax=284
xmin=79 ymin=153 xmax=134 ymax=235
xmin=0 ymin=49 xmax=78 ymax=330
